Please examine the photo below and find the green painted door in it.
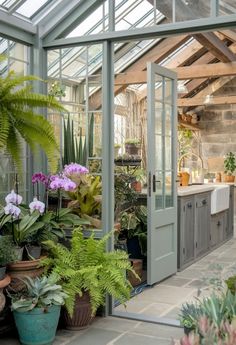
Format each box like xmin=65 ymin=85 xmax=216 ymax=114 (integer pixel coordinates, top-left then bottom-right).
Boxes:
xmin=147 ymin=63 xmax=177 ymax=285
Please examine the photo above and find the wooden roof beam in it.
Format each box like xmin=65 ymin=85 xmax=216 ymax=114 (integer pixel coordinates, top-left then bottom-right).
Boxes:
xmin=114 ymin=61 xmax=236 ymax=85
xmin=178 ymin=95 xmax=236 ymax=107
xmin=193 ymin=32 xmax=236 ymax=62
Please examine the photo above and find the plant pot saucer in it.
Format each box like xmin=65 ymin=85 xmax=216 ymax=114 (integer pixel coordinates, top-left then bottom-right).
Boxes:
xmin=0 ymin=275 xmax=11 ymax=289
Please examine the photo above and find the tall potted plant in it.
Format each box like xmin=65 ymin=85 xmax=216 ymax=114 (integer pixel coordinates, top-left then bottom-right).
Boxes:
xmin=0 ymin=71 xmax=66 ymax=173
xmin=42 ymin=228 xmax=138 ymax=329
xmin=9 ymin=276 xmax=67 ymax=345
xmin=224 ymin=152 xmax=236 ymax=182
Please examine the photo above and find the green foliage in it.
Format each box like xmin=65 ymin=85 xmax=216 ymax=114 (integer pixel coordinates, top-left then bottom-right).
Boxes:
xmin=0 ymin=235 xmax=17 ymax=266
xmin=225 ymin=275 xmax=236 ymax=295
xmin=0 ymin=71 xmax=66 ymax=173
xmin=120 ymin=206 xmax=147 ymax=256
xmin=67 ymin=174 xmax=102 ymax=217
xmin=42 ymin=228 xmax=136 ymax=316
xmin=63 ymin=113 xmax=94 ymax=166
xmin=179 ymin=290 xmax=236 ymax=332
xmin=224 ymin=152 xmax=236 ymax=175
xmin=178 ymin=128 xmax=193 ymax=157
xmin=9 ymin=276 xmax=67 ymax=312
xmin=125 ymin=139 xmax=140 ymax=145
xmin=0 ymin=204 xmax=88 ymax=247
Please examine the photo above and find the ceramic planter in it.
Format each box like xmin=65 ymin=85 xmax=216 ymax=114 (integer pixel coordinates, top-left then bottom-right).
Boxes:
xmin=13 ymin=246 xmax=24 ymax=261
xmin=63 ymin=291 xmax=94 ymax=330
xmin=26 ymin=245 xmax=41 ymax=260
xmin=13 ymin=305 xmax=61 ymax=345
xmin=125 ymin=143 xmax=140 ymax=155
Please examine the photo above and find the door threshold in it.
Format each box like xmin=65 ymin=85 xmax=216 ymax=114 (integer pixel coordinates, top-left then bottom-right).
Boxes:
xmin=112 ymin=310 xmax=181 ymax=328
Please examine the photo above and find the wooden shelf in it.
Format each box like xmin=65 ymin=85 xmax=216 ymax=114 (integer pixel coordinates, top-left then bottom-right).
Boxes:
xmin=178 ymin=120 xmax=200 ymax=131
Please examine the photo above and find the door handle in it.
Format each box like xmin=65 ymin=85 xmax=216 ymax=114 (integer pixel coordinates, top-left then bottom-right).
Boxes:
xmin=187 ymin=202 xmax=192 ymax=208
xmin=152 ymin=174 xmax=160 ymax=193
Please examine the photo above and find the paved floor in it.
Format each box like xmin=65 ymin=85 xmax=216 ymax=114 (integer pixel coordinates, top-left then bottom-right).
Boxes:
xmin=1 ymin=317 xmax=183 ymax=345
xmin=115 ymin=237 xmax=236 ymax=319
xmin=2 ymin=230 xmax=236 ymax=344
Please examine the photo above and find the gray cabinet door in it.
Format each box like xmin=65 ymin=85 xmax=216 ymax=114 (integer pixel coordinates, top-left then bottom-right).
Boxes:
xmin=195 ymin=192 xmax=211 ymax=258
xmin=227 ymin=185 xmax=234 ymax=239
xmin=178 ymin=196 xmax=195 ymax=269
xmin=210 ymin=212 xmax=224 ymax=248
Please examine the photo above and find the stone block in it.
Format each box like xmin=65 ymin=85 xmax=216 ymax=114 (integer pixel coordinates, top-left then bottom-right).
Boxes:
xmin=223 ymin=111 xmax=233 ymax=120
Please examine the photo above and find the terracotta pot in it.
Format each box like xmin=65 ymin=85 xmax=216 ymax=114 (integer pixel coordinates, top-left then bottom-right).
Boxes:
xmin=64 ymin=291 xmax=94 ymax=330
xmin=0 ymin=275 xmax=11 ymax=313
xmin=224 ymin=175 xmax=235 ymax=183
xmin=181 ymin=172 xmax=190 ymax=186
xmin=131 ymin=180 xmax=142 ymax=192
xmin=7 ymin=257 xmax=45 ymax=292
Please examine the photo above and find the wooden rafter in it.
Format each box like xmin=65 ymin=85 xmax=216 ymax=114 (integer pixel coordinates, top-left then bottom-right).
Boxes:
xmin=219 ymin=30 xmax=236 ymax=43
xmin=193 ymin=32 xmax=236 ymax=62
xmin=178 ymin=95 xmax=236 ymax=107
xmin=89 ymin=34 xmax=189 ymax=109
xmin=114 ymin=61 xmax=236 ymax=85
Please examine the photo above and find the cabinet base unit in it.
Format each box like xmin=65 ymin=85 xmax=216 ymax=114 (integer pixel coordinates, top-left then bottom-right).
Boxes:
xmin=177 ymin=187 xmax=234 ymax=271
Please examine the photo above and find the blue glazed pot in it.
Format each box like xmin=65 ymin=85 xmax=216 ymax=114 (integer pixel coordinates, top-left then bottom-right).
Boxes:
xmin=13 ymin=305 xmax=61 ymax=345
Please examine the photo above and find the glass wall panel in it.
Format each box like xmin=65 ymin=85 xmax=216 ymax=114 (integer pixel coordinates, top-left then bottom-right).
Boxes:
xmin=47 ymin=44 xmax=103 ymax=232
xmin=219 ymin=0 xmax=236 ymax=15
xmin=0 ymin=38 xmax=30 ymax=202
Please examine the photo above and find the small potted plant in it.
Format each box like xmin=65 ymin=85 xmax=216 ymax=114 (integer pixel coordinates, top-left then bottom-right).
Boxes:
xmin=9 ymin=276 xmax=67 ymax=345
xmin=224 ymin=152 xmax=236 ymax=182
xmin=42 ymin=228 xmax=137 ymax=329
xmin=125 ymin=139 xmax=141 ymax=155
xmin=131 ymin=168 xmax=146 ymax=193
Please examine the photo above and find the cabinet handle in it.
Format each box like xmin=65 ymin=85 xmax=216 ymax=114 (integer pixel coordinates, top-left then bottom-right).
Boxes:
xmin=187 ymin=202 xmax=192 ymax=208
xmin=217 ymin=221 xmax=221 ymax=226
xmin=202 ymin=199 xmax=207 ymax=205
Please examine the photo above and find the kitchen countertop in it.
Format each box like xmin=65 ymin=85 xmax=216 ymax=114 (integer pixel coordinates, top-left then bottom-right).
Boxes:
xmin=178 ymin=184 xmax=215 ymax=196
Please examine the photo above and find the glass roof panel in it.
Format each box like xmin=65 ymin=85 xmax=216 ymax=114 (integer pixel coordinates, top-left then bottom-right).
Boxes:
xmin=16 ymin=0 xmax=49 ymax=18
xmin=0 ymin=0 xmax=17 ymax=9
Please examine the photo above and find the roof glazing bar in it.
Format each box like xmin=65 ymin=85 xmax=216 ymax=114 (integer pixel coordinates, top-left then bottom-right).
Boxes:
xmin=8 ymin=0 xmax=27 ymax=14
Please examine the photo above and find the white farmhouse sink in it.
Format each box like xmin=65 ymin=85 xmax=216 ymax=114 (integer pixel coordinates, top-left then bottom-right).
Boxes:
xmin=211 ymin=185 xmax=229 ymax=215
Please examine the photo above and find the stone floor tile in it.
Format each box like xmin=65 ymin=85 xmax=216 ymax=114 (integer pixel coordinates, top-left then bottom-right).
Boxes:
xmin=133 ymin=322 xmax=183 ymax=339
xmin=115 ymin=299 xmax=154 ymax=314
xmin=139 ymin=302 xmax=175 ymax=317
xmin=161 ymin=276 xmax=191 ymax=287
xmin=90 ymin=316 xmax=139 ymax=332
xmin=113 ymin=332 xmax=170 ymax=345
xmin=161 ymin=306 xmax=181 ymax=319
xmin=67 ymin=328 xmax=121 ymax=345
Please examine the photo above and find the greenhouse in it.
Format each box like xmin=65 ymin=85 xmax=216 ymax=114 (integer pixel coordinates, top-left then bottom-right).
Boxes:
xmin=1 ymin=1 xmax=236 ymax=344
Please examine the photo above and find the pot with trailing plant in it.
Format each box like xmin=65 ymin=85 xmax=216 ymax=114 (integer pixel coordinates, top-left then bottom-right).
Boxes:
xmin=9 ymin=276 xmax=67 ymax=345
xmin=130 ymin=168 xmax=146 ymax=193
xmin=125 ymin=139 xmax=141 ymax=155
xmin=224 ymin=152 xmax=236 ymax=182
xmin=42 ymin=228 xmax=138 ymax=329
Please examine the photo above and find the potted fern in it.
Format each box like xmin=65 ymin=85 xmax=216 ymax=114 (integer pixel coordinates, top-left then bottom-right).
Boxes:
xmin=0 ymin=71 xmax=66 ymax=173
xmin=9 ymin=276 xmax=67 ymax=345
xmin=42 ymin=228 xmax=137 ymax=329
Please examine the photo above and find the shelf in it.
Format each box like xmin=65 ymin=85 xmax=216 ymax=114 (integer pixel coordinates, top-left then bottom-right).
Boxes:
xmin=114 ymin=160 xmax=141 ymax=167
xmin=178 ymin=120 xmax=200 ymax=131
